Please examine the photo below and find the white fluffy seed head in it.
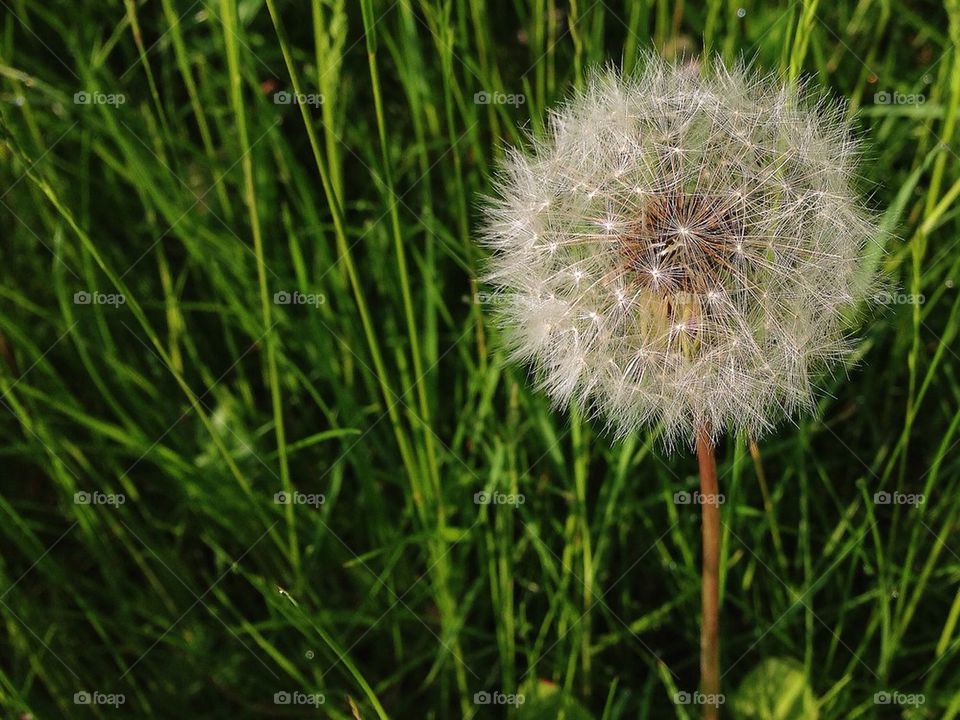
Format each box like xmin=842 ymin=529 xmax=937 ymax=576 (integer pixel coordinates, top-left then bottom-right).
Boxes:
xmin=480 ymin=56 xmax=881 ymax=449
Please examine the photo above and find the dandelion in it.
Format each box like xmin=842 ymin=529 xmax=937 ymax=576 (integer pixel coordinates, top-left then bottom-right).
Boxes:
xmin=480 ymin=56 xmax=879 ymax=716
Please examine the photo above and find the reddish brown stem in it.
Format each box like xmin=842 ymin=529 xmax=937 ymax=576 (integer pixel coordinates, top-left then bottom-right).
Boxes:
xmin=696 ymin=426 xmax=721 ymax=720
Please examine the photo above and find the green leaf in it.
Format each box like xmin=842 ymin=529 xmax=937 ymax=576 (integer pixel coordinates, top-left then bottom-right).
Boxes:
xmin=731 ymin=658 xmax=819 ymax=720
xmin=516 ymin=680 xmax=595 ymax=720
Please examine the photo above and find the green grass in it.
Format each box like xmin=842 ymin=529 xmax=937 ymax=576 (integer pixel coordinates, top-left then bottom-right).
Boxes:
xmin=2 ymin=0 xmax=960 ymax=717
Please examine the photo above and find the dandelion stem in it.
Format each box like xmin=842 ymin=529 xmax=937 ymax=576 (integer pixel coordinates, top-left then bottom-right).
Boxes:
xmin=696 ymin=425 xmax=721 ymax=719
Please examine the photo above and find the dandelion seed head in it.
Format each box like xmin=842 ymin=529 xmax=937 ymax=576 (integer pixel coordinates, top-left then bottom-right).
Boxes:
xmin=480 ymin=57 xmax=881 ymax=448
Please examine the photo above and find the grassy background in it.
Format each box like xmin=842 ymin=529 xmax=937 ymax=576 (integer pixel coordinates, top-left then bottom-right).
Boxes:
xmin=2 ymin=0 xmax=960 ymax=717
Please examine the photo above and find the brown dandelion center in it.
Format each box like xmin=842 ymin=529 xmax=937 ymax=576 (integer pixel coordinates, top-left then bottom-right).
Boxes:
xmin=618 ymin=190 xmax=747 ymax=295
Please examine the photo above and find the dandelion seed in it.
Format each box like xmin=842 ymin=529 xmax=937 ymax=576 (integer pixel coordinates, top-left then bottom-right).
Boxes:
xmin=480 ymin=56 xmax=880 ymax=448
